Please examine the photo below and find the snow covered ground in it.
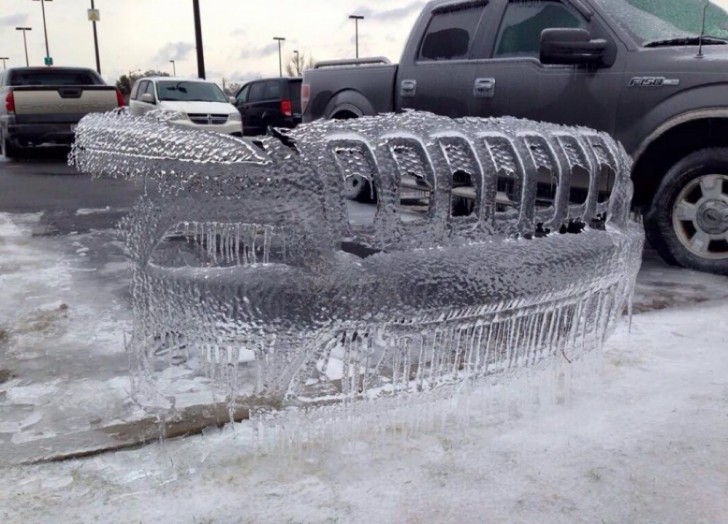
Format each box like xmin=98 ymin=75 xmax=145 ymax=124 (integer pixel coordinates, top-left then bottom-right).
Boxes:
xmin=1 ymin=211 xmax=727 ymax=523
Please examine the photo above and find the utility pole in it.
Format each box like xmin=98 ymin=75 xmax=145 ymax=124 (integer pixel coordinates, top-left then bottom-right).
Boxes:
xmin=170 ymin=60 xmax=176 ymax=76
xmin=32 ymin=0 xmax=52 ymax=65
xmin=273 ymin=37 xmax=285 ymax=77
xmin=349 ymin=15 xmax=364 ymax=58
xmin=88 ymin=0 xmax=101 ymax=74
xmin=0 ymin=57 xmax=8 ymax=70
xmin=192 ymin=0 xmax=205 ymax=79
xmin=293 ymin=49 xmax=299 ymax=76
xmin=16 ymin=27 xmax=32 ymax=67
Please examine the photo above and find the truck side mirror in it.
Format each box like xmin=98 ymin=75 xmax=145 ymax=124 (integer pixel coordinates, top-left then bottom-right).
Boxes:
xmin=540 ymin=28 xmax=607 ymax=66
xmin=141 ymin=93 xmax=156 ymax=104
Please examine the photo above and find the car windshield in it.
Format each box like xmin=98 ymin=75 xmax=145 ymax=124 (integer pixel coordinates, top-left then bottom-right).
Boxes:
xmin=591 ymin=0 xmax=728 ymax=46
xmin=156 ymin=81 xmax=228 ymax=103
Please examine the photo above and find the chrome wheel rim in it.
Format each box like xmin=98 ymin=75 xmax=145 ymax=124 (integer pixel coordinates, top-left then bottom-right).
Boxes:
xmin=672 ymin=174 xmax=728 ymax=260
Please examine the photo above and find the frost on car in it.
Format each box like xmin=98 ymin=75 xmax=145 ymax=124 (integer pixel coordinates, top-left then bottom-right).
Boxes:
xmin=70 ymin=110 xmax=644 ymax=407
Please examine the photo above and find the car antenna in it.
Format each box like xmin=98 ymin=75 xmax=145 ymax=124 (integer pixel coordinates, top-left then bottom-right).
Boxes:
xmin=697 ymin=0 xmax=709 ymax=58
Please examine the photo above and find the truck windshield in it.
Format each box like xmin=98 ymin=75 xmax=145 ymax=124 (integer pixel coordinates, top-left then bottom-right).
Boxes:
xmin=592 ymin=0 xmax=728 ymax=46
xmin=156 ymin=81 xmax=228 ymax=103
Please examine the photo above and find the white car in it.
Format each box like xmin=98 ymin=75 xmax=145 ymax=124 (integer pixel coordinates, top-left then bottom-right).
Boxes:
xmin=128 ymin=77 xmax=242 ymax=136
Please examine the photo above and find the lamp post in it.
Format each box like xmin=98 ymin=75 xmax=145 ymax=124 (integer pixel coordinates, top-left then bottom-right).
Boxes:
xmin=192 ymin=0 xmax=205 ymax=78
xmin=0 ymin=57 xmax=9 ymax=70
xmin=349 ymin=15 xmax=364 ymax=58
xmin=89 ymin=0 xmax=101 ymax=74
xmin=170 ymin=60 xmax=176 ymax=76
xmin=16 ymin=27 xmax=32 ymax=67
xmin=273 ymin=37 xmax=285 ymax=77
xmin=32 ymin=0 xmax=52 ymax=65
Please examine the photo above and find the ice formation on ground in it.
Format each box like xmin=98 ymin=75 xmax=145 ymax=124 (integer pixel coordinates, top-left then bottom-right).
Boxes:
xmin=70 ymin=109 xmax=643 ymax=411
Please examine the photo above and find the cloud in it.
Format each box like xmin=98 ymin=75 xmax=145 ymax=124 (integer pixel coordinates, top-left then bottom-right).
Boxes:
xmin=351 ymin=1 xmax=426 ymax=22
xmin=0 ymin=13 xmax=29 ymax=26
xmin=239 ymin=42 xmax=280 ymax=60
xmin=153 ymin=41 xmax=195 ymax=64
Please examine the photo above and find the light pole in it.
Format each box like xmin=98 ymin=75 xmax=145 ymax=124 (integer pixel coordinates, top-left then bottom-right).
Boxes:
xmin=89 ymin=0 xmax=101 ymax=74
xmin=349 ymin=15 xmax=364 ymax=58
xmin=16 ymin=27 xmax=32 ymax=67
xmin=273 ymin=37 xmax=285 ymax=77
xmin=192 ymin=0 xmax=205 ymax=78
xmin=170 ymin=60 xmax=176 ymax=76
xmin=32 ymin=0 xmax=52 ymax=65
xmin=0 ymin=57 xmax=8 ymax=70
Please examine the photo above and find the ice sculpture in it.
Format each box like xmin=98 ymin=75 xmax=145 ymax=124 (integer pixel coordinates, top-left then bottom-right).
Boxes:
xmin=70 ymin=109 xmax=643 ymax=407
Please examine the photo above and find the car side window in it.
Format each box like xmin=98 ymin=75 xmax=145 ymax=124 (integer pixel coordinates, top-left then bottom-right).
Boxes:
xmin=494 ymin=0 xmax=586 ymax=59
xmin=418 ymin=1 xmax=488 ymax=61
xmin=264 ymin=80 xmax=281 ymax=100
xmin=136 ymin=81 xmax=148 ymax=100
xmin=249 ymin=82 xmax=266 ymax=102
xmin=143 ymin=81 xmax=156 ymax=101
xmin=130 ymin=81 xmax=140 ymax=100
xmin=236 ymin=84 xmax=250 ymax=104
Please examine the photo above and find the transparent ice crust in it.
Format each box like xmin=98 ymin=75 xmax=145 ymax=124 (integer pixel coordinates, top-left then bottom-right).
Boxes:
xmin=70 ymin=109 xmax=644 ymax=410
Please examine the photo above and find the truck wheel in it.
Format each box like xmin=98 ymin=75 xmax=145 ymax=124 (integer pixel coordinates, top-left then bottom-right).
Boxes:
xmin=344 ymin=175 xmax=376 ymax=202
xmin=645 ymin=148 xmax=728 ymax=275
xmin=0 ymin=130 xmax=18 ymax=159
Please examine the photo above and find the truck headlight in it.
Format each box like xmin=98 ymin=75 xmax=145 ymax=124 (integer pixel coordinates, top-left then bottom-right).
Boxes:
xmin=229 ymin=112 xmax=242 ymax=122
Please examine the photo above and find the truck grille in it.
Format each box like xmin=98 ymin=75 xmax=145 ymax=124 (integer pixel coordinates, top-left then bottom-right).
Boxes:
xmin=187 ymin=113 xmax=228 ymax=125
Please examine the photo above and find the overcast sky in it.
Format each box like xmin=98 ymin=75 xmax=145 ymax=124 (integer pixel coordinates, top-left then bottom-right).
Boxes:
xmin=0 ymin=0 xmax=426 ymax=85
xmin=2 ymin=0 xmax=728 ymax=88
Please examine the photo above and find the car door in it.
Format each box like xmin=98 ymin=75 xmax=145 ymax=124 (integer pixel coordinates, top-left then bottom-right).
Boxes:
xmin=473 ymin=0 xmax=623 ymax=132
xmin=396 ymin=0 xmax=496 ymax=117
xmin=135 ymin=80 xmax=158 ymax=116
xmin=239 ymin=81 xmax=267 ymax=135
xmin=234 ymin=83 xmax=250 ymax=130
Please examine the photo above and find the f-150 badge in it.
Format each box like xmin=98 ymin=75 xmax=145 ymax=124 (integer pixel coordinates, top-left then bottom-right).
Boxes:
xmin=629 ymin=77 xmax=680 ymax=87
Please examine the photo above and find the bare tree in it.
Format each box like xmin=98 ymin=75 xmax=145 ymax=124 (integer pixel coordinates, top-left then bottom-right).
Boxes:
xmin=285 ymin=51 xmax=316 ymax=77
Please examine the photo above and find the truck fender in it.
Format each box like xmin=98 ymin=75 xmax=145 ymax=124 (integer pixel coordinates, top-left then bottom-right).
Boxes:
xmin=324 ymin=90 xmax=376 ymax=120
xmin=632 ymin=87 xmax=728 ymax=162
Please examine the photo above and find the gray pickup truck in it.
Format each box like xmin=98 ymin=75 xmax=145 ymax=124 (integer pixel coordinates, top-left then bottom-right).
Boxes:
xmin=0 ymin=66 xmax=122 ymax=158
xmin=302 ymin=0 xmax=728 ymax=275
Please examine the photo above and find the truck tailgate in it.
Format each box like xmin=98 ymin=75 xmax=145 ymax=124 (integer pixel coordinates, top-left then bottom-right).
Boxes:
xmin=12 ymin=86 xmax=118 ymax=124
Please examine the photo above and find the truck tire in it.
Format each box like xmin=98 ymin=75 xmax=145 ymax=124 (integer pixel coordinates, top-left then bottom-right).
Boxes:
xmin=0 ymin=129 xmax=18 ymax=160
xmin=645 ymin=148 xmax=728 ymax=275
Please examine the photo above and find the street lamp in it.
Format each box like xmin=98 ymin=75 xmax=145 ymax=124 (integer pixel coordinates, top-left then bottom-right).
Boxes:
xmin=88 ymin=0 xmax=101 ymax=74
xmin=170 ymin=60 xmax=176 ymax=76
xmin=349 ymin=15 xmax=364 ymax=58
xmin=192 ymin=0 xmax=205 ymax=79
xmin=273 ymin=37 xmax=285 ymax=77
xmin=0 ymin=57 xmax=8 ymax=71
xmin=32 ymin=0 xmax=53 ymax=66
xmin=16 ymin=27 xmax=32 ymax=67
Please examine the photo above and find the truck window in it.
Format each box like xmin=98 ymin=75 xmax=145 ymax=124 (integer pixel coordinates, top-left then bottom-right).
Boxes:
xmin=494 ymin=0 xmax=585 ymax=59
xmin=419 ymin=1 xmax=489 ymax=61
xmin=9 ymin=69 xmax=102 ymax=86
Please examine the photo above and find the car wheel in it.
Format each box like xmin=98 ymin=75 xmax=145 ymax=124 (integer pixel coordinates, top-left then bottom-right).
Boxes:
xmin=645 ymin=148 xmax=728 ymax=275
xmin=343 ymin=174 xmax=376 ymax=202
xmin=1 ymin=129 xmax=18 ymax=159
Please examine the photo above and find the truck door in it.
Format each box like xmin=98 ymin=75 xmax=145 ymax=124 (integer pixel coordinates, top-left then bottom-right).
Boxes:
xmin=396 ymin=0 xmax=497 ymax=117
xmin=471 ymin=0 xmax=623 ymax=132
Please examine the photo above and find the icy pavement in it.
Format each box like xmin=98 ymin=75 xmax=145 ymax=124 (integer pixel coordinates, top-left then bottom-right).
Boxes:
xmin=1 ymin=211 xmax=728 ymax=523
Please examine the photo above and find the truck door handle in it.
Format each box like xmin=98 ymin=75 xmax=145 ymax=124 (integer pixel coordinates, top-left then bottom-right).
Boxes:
xmin=400 ymin=79 xmax=417 ymax=97
xmin=474 ymin=77 xmax=496 ymax=98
